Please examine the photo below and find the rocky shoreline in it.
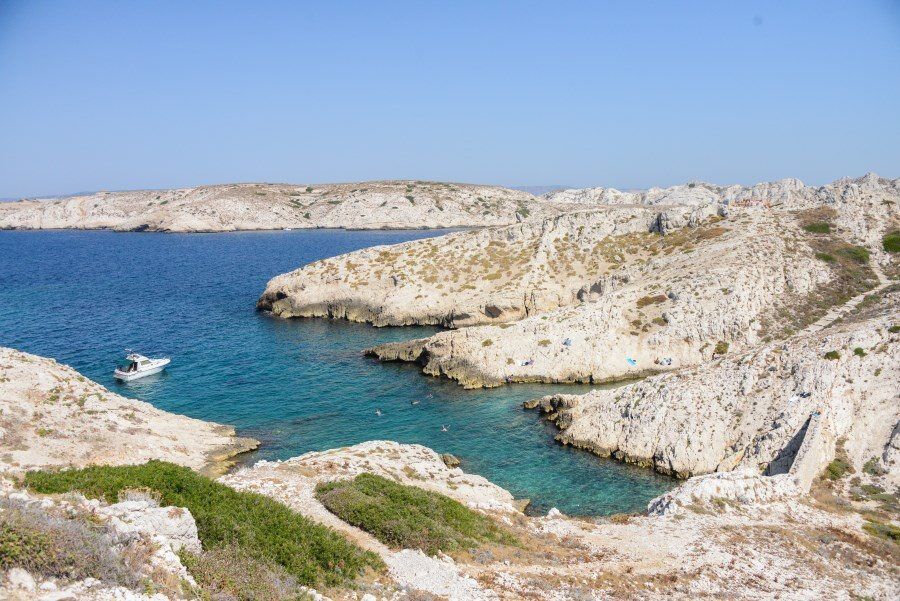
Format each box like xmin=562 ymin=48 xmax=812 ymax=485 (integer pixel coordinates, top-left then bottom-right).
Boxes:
xmin=525 ymin=287 xmax=899 ymax=482
xmin=1 ymin=347 xmax=898 ymax=599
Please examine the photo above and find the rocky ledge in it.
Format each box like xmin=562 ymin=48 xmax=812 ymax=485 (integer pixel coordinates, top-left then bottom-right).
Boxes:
xmin=0 ymin=347 xmax=258 ymax=475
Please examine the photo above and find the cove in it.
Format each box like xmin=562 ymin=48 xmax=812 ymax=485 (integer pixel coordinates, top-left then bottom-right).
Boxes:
xmin=0 ymin=229 xmax=675 ymax=515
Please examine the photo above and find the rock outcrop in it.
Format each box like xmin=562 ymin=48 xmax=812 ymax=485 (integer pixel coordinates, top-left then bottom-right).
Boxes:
xmin=259 ymin=203 xmax=720 ymax=326
xmin=528 ymin=288 xmax=899 ymax=482
xmin=0 ymin=347 xmax=258 ymax=475
xmin=0 ymin=180 xmax=571 ymax=233
xmin=265 ymin=174 xmax=897 ymax=387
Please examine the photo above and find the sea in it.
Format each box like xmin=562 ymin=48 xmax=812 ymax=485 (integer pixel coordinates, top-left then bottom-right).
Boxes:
xmin=0 ymin=229 xmax=674 ymax=515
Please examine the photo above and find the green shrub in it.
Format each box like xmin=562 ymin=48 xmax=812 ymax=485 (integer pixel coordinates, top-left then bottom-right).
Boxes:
xmin=853 ymin=347 xmax=867 ymax=357
xmin=405 ymin=195 xmax=415 ymax=204
xmin=814 ymin=252 xmax=835 ymax=263
xmin=24 ymin=461 xmax=381 ymax=587
xmin=863 ymin=520 xmax=900 ymax=543
xmin=860 ymin=484 xmax=884 ymax=496
xmin=306 ymin=186 xmax=313 ymax=192
xmin=537 ymin=339 xmax=551 ymax=347
xmin=824 ymin=457 xmax=852 ymax=480
xmin=482 ymin=339 xmax=493 ymax=347
xmin=315 ymin=473 xmax=518 ymax=555
xmin=863 ymin=457 xmax=886 ymax=476
xmin=636 ymin=294 xmax=667 ymax=308
xmin=889 ymin=325 xmax=900 ymax=334
xmin=824 ymin=350 xmax=841 ymax=360
xmin=714 ymin=341 xmax=729 ymax=355
xmin=838 ymin=246 xmax=870 ymax=264
xmin=803 ymin=222 xmax=831 ymax=234
xmin=882 ymin=230 xmax=900 ymax=253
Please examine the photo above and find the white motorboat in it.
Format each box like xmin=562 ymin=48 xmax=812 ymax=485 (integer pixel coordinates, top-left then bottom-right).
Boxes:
xmin=114 ymin=352 xmax=170 ymax=381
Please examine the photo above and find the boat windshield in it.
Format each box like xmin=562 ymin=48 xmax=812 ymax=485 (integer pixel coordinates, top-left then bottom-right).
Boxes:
xmin=120 ymin=360 xmax=138 ymax=372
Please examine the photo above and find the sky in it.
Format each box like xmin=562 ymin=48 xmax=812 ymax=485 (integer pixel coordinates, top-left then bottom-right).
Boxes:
xmin=0 ymin=1 xmax=898 ymax=198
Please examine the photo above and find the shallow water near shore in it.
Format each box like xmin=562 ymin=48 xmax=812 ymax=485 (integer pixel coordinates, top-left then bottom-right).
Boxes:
xmin=0 ymin=229 xmax=675 ymax=515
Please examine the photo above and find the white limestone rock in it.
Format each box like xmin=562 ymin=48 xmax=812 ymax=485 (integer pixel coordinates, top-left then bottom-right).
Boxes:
xmin=100 ymin=499 xmax=201 ymax=554
xmin=647 ymin=469 xmax=801 ymax=516
xmin=535 ymin=303 xmax=900 ymax=481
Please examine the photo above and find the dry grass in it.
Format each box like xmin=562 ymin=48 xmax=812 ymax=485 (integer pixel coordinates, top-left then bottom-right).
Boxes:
xmin=0 ymin=496 xmax=142 ymax=588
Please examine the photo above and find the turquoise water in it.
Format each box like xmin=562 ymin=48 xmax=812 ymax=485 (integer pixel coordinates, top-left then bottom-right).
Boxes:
xmin=0 ymin=229 xmax=674 ymax=515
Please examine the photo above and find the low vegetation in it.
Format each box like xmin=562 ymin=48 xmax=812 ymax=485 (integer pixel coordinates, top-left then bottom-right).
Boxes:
xmin=24 ymin=461 xmax=382 ymax=588
xmin=824 ymin=457 xmax=852 ymax=480
xmin=636 ymin=294 xmax=667 ymax=308
xmin=883 ymin=230 xmax=900 ymax=253
xmin=179 ymin=545 xmax=310 ymax=601
xmin=315 ymin=473 xmax=518 ymax=555
xmin=0 ymin=497 xmax=139 ymax=587
xmin=824 ymin=350 xmax=841 ymax=360
xmin=803 ymin=222 xmax=831 ymax=234
xmin=765 ymin=209 xmax=879 ymax=339
xmin=863 ymin=457 xmax=887 ymax=476
xmin=863 ymin=520 xmax=900 ymax=543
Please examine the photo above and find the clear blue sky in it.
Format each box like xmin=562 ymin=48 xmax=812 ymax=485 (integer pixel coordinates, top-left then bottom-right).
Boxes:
xmin=1 ymin=1 xmax=898 ymax=197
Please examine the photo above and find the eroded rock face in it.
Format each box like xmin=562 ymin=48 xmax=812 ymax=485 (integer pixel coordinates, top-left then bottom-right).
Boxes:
xmin=0 ymin=347 xmax=258 ymax=474
xmin=531 ymin=302 xmax=900 ymax=481
xmin=0 ymin=180 xmax=567 ymax=233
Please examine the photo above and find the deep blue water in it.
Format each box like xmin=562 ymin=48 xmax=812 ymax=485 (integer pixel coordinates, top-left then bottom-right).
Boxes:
xmin=0 ymin=229 xmax=674 ymax=515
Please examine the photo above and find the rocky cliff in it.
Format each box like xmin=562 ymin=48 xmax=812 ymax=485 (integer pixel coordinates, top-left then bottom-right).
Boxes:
xmin=0 ymin=180 xmax=569 ymax=232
